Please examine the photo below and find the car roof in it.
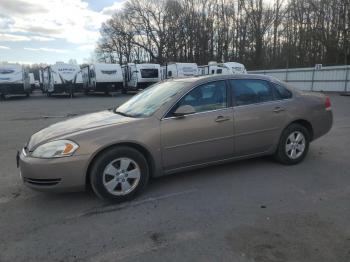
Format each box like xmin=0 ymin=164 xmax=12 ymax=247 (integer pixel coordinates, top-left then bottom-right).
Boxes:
xmin=167 ymin=74 xmax=275 ymax=84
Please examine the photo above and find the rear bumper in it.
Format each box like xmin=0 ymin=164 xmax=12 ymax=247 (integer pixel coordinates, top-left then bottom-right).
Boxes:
xmin=312 ymin=110 xmax=333 ymax=140
xmin=50 ymin=84 xmax=75 ymax=94
xmin=18 ymin=150 xmax=90 ymax=193
xmin=74 ymin=83 xmax=84 ymax=92
xmin=0 ymin=84 xmax=27 ymax=94
xmin=95 ymin=82 xmax=123 ymax=92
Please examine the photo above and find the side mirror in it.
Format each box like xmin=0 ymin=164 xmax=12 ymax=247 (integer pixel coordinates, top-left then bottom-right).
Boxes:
xmin=173 ymin=105 xmax=196 ymax=117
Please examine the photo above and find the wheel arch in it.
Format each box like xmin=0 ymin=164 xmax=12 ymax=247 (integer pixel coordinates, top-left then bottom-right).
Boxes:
xmin=288 ymin=119 xmax=314 ymax=141
xmin=85 ymin=142 xmax=156 ymax=187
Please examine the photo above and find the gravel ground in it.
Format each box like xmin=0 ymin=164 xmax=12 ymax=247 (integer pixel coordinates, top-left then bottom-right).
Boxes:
xmin=0 ymin=91 xmax=349 ymax=262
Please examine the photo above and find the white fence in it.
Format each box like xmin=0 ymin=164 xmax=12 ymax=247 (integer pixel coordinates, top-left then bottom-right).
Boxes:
xmin=249 ymin=65 xmax=350 ymax=92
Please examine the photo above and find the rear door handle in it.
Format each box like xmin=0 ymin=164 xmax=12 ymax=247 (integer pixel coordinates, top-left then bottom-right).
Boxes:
xmin=273 ymin=107 xmax=285 ymax=113
xmin=215 ymin=116 xmax=230 ymax=122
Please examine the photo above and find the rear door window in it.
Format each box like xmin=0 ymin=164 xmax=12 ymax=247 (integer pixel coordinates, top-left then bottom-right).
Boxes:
xmin=230 ymin=79 xmax=274 ymax=106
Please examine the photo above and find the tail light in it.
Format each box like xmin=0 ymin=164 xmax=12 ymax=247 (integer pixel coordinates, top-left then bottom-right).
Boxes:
xmin=325 ymin=96 xmax=331 ymax=111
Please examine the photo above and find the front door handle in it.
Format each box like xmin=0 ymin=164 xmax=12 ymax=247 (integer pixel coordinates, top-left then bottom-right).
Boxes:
xmin=215 ymin=116 xmax=230 ymax=122
xmin=273 ymin=107 xmax=285 ymax=113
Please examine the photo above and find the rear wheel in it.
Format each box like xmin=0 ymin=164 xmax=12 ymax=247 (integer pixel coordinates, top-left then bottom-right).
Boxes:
xmin=274 ymin=123 xmax=310 ymax=165
xmin=90 ymin=146 xmax=149 ymax=202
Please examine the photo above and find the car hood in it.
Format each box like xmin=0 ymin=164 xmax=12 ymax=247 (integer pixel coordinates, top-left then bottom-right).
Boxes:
xmin=27 ymin=110 xmax=135 ymax=150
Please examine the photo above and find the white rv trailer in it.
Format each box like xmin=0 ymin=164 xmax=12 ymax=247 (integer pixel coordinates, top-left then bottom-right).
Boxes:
xmin=161 ymin=62 xmax=199 ymax=80
xmin=74 ymin=71 xmax=83 ymax=92
xmin=197 ymin=66 xmax=206 ymax=76
xmin=123 ymin=63 xmax=161 ymax=92
xmin=42 ymin=68 xmax=50 ymax=93
xmin=0 ymin=64 xmax=30 ymax=98
xmin=42 ymin=62 xmax=80 ymax=96
xmin=38 ymin=69 xmax=44 ymax=89
xmin=199 ymin=61 xmax=247 ymax=75
xmin=29 ymin=73 xmax=35 ymax=89
xmin=81 ymin=63 xmax=124 ymax=94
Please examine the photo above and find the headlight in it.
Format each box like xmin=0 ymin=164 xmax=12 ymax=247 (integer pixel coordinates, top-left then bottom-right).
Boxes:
xmin=31 ymin=140 xmax=79 ymax=158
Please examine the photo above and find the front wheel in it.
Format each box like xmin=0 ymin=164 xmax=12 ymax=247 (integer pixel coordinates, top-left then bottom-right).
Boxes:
xmin=90 ymin=146 xmax=149 ymax=202
xmin=274 ymin=123 xmax=310 ymax=165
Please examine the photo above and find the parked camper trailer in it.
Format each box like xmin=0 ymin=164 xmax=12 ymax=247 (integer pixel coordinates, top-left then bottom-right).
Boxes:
xmin=74 ymin=71 xmax=83 ymax=92
xmin=161 ymin=63 xmax=199 ymax=79
xmin=0 ymin=64 xmax=30 ymax=98
xmin=29 ymin=73 xmax=35 ymax=90
xmin=42 ymin=68 xmax=50 ymax=93
xmin=199 ymin=61 xmax=247 ymax=75
xmin=38 ymin=69 xmax=44 ymax=90
xmin=123 ymin=63 xmax=161 ymax=92
xmin=81 ymin=63 xmax=123 ymax=94
xmin=42 ymin=62 xmax=80 ymax=97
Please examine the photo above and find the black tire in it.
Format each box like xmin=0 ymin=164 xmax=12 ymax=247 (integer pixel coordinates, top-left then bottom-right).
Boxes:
xmin=26 ymin=92 xmax=30 ymax=97
xmin=274 ymin=123 xmax=310 ymax=165
xmin=90 ymin=146 xmax=149 ymax=202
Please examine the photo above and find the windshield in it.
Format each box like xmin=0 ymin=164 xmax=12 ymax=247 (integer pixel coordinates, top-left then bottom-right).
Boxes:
xmin=116 ymin=81 xmax=186 ymax=117
xmin=140 ymin=69 xmax=159 ymax=78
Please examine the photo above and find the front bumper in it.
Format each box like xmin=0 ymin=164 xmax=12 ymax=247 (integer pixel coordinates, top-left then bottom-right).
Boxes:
xmin=18 ymin=150 xmax=90 ymax=193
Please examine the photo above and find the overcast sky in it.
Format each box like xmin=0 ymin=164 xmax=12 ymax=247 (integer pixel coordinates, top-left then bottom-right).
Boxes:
xmin=0 ymin=0 xmax=125 ymax=65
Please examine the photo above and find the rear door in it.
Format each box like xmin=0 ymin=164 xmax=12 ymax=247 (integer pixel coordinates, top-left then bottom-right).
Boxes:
xmin=161 ymin=80 xmax=234 ymax=170
xmin=230 ymin=79 xmax=289 ymax=156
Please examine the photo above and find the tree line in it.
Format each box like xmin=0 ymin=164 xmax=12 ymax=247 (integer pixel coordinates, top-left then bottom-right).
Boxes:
xmin=97 ymin=0 xmax=349 ymax=70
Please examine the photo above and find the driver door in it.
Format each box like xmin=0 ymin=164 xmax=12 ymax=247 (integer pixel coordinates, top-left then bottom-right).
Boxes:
xmin=160 ymin=80 xmax=234 ymax=171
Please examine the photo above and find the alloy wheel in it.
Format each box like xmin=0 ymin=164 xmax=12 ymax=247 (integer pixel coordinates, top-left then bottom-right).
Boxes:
xmin=102 ymin=157 xmax=141 ymax=196
xmin=285 ymin=131 xmax=306 ymax=160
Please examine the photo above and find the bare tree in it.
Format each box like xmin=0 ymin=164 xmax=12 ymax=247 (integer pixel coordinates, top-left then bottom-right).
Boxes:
xmin=96 ymin=0 xmax=349 ymax=69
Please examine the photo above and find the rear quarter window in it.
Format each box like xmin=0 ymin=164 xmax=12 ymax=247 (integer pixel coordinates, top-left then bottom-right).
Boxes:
xmin=273 ymin=83 xmax=292 ymax=100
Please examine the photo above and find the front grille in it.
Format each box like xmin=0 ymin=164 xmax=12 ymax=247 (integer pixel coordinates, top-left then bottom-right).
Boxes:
xmin=24 ymin=178 xmax=61 ymax=186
